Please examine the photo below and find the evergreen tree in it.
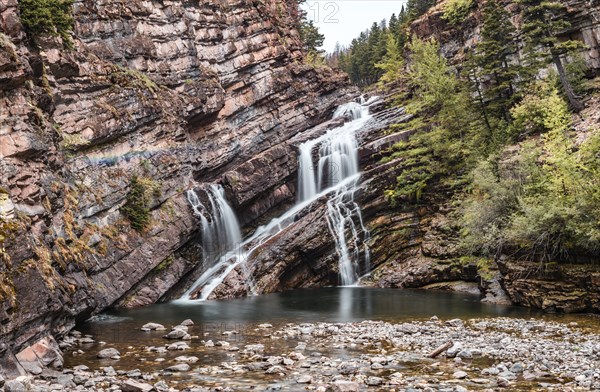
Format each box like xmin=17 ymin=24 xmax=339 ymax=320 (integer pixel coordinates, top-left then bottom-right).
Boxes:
xmin=375 ymin=33 xmax=404 ymax=86
xmin=468 ymin=0 xmax=521 ymax=143
xmin=299 ymin=19 xmax=325 ymax=53
xmin=518 ymin=0 xmax=585 ymax=111
xmin=389 ymin=13 xmax=399 ymax=33
xmin=407 ymin=0 xmax=437 ymax=19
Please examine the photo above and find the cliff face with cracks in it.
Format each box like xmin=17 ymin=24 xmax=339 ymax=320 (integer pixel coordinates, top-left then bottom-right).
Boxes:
xmin=0 ymin=0 xmax=354 ymax=373
xmin=192 ymin=0 xmax=600 ymax=312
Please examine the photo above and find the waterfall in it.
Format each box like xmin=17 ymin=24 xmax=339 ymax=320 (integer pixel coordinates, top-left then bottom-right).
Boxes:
xmin=297 ymin=103 xmax=368 ymax=202
xmin=186 ymin=185 xmax=241 ymax=266
xmin=296 ymin=101 xmax=371 ymax=284
xmin=181 ymin=97 xmax=377 ymax=301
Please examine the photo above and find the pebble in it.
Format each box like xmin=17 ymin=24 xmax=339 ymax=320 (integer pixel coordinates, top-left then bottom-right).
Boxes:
xmin=296 ymin=375 xmax=313 ymax=383
xmin=164 ymin=363 xmax=190 ymax=372
xmin=452 ymin=371 xmax=468 ymax=379
xmin=11 ymin=317 xmax=600 ymax=392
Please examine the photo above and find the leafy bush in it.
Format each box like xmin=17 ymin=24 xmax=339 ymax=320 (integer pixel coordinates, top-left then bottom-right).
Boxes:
xmin=460 ymin=99 xmax=600 ymax=263
xmin=120 ymin=176 xmax=160 ymax=232
xmin=509 ymin=81 xmax=571 ymax=140
xmin=442 ymin=0 xmax=474 ymax=25
xmin=18 ymin=0 xmax=74 ymax=47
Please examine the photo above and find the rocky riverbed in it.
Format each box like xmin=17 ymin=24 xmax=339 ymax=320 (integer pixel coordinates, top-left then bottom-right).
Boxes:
xmin=3 ymin=316 xmax=599 ymax=391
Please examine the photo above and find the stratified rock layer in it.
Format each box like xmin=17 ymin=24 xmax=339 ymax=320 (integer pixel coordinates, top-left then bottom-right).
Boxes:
xmin=0 ymin=0 xmax=354 ymax=369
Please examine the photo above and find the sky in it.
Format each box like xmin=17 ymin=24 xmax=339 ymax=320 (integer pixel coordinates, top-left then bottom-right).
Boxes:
xmin=302 ymin=1 xmax=408 ymax=53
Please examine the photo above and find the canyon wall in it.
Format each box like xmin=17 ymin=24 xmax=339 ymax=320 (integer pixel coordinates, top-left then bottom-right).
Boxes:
xmin=0 ymin=0 xmax=354 ymax=372
xmin=196 ymin=0 xmax=600 ymax=313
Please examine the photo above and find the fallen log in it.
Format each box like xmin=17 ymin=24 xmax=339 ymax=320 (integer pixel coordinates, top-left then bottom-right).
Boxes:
xmin=427 ymin=341 xmax=453 ymax=358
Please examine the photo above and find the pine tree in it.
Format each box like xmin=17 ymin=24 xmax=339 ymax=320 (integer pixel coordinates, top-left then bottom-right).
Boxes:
xmin=375 ymin=33 xmax=404 ymax=86
xmin=407 ymin=0 xmax=437 ymax=19
xmin=470 ymin=0 xmax=521 ymax=135
xmin=518 ymin=0 xmax=585 ymax=111
xmin=299 ymin=20 xmax=325 ymax=53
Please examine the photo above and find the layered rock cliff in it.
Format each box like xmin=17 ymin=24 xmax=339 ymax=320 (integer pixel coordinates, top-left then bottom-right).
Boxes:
xmin=191 ymin=0 xmax=600 ymax=312
xmin=0 ymin=0 xmax=354 ymax=371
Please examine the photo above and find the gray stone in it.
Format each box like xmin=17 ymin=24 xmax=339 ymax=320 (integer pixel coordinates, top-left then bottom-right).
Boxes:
xmin=296 ymin=375 xmax=313 ymax=384
xmin=4 ymin=380 xmax=26 ymax=392
xmin=141 ymin=323 xmax=166 ymax=331
xmin=453 ymin=371 xmax=468 ymax=379
xmin=327 ymin=381 xmax=360 ymax=392
xmin=337 ymin=361 xmax=358 ymax=375
xmin=265 ymin=366 xmax=285 ymax=374
xmin=121 ymin=379 xmax=154 ymax=392
xmin=165 ymin=364 xmax=190 ymax=372
xmin=97 ymin=348 xmax=120 ymax=359
xmin=510 ymin=362 xmax=524 ymax=373
xmin=366 ymin=376 xmax=383 ymax=386
xmin=445 ymin=319 xmax=464 ymax=328
xmin=154 ymin=380 xmax=170 ymax=392
xmin=163 ymin=329 xmax=188 ymax=339
xmin=180 ymin=319 xmax=194 ymax=326
xmin=174 ymin=356 xmax=199 ymax=363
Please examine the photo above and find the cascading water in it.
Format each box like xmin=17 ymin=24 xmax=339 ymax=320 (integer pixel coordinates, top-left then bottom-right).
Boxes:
xmin=297 ymin=102 xmax=371 ymax=285
xmin=186 ymin=185 xmax=242 ymax=267
xmin=181 ymin=97 xmax=377 ymax=301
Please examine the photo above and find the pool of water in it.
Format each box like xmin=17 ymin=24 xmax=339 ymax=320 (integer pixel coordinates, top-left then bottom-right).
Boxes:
xmin=66 ymin=288 xmax=597 ymax=390
xmin=87 ymin=287 xmax=542 ymax=328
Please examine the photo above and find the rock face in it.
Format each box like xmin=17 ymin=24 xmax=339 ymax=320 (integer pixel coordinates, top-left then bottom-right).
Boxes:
xmin=410 ymin=0 xmax=600 ymax=74
xmin=0 ymin=0 xmax=353 ymax=372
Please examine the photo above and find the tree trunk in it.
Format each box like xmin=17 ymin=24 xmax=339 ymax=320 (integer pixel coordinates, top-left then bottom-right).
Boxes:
xmin=551 ymin=52 xmax=584 ymax=112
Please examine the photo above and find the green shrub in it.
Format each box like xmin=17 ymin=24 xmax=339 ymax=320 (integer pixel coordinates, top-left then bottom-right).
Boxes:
xmin=442 ymin=0 xmax=474 ymax=25
xmin=509 ymin=81 xmax=571 ymax=140
xmin=120 ymin=176 xmax=160 ymax=232
xmin=459 ymin=114 xmax=600 ymax=263
xmin=18 ymin=0 xmax=74 ymax=48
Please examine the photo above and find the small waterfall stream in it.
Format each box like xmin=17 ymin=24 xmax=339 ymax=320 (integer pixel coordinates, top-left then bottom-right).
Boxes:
xmin=186 ymin=185 xmax=242 ymax=264
xmin=181 ymin=98 xmax=376 ymax=301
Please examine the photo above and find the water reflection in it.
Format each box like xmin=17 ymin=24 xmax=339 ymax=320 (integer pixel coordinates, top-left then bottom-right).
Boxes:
xmin=95 ymin=287 xmax=539 ymax=330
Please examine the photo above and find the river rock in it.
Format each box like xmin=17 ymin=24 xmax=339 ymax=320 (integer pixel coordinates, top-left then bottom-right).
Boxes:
xmin=165 ymin=363 xmax=190 ymax=372
xmin=163 ymin=329 xmax=189 ymax=340
xmin=327 ymin=380 xmax=360 ymax=392
xmin=446 ymin=342 xmax=463 ymax=358
xmin=142 ymin=323 xmax=166 ymax=331
xmin=121 ymin=379 xmax=154 ymax=392
xmin=97 ymin=348 xmax=120 ymax=359
xmin=453 ymin=371 xmax=468 ymax=379
xmin=4 ymin=380 xmax=26 ymax=392
xmin=244 ymin=362 xmax=271 ymax=371
xmin=154 ymin=380 xmax=170 ymax=392
xmin=175 ymin=356 xmax=199 ymax=363
xmin=366 ymin=376 xmax=383 ymax=386
xmin=445 ymin=319 xmax=464 ymax=328
xmin=180 ymin=319 xmax=194 ymax=326
xmin=510 ymin=362 xmax=524 ymax=373
xmin=297 ymin=375 xmax=313 ymax=384
xmin=166 ymin=342 xmax=190 ymax=350
xmin=337 ymin=361 xmax=358 ymax=375
xmin=265 ymin=365 xmax=285 ymax=374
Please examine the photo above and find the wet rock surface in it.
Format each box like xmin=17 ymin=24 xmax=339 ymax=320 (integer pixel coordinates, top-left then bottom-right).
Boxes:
xmin=6 ymin=317 xmax=600 ymax=391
